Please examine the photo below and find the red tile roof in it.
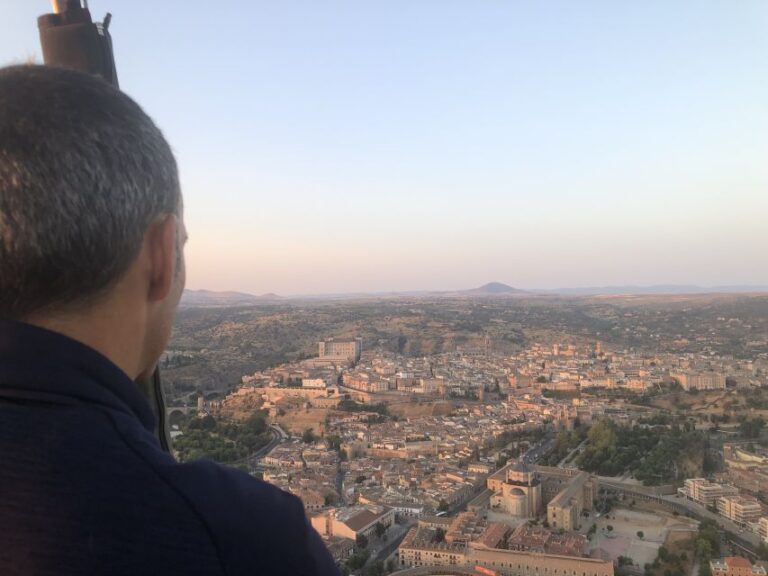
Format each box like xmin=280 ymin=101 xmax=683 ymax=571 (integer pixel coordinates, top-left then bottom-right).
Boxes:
xmin=726 ymin=557 xmax=752 ymax=568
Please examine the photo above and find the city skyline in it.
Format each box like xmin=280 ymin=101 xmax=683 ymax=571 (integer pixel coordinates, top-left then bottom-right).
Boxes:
xmin=2 ymin=1 xmax=767 ymax=295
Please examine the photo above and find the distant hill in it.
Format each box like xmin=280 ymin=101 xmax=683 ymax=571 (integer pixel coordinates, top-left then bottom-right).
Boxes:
xmin=182 ymin=283 xmax=767 ymax=304
xmin=181 ymin=289 xmax=282 ymax=306
xmin=281 ymin=282 xmax=528 ymax=300
xmin=545 ymin=285 xmax=768 ymax=296
xmin=460 ymin=282 xmax=527 ymax=295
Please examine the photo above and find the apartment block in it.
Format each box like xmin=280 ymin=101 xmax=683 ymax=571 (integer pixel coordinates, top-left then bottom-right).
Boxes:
xmin=717 ymin=495 xmax=762 ymax=526
xmin=682 ymin=478 xmax=739 ymax=506
xmin=758 ymin=517 xmax=768 ymax=543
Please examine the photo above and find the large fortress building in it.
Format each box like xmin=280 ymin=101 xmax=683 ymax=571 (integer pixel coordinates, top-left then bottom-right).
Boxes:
xmin=318 ymin=338 xmax=362 ymax=363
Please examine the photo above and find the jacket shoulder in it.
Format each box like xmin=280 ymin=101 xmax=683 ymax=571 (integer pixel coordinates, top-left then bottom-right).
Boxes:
xmin=159 ymin=459 xmax=338 ymax=576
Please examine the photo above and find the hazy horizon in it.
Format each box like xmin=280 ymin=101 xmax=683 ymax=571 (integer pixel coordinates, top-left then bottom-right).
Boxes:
xmin=3 ymin=1 xmax=767 ymax=295
xmin=184 ymin=280 xmax=768 ymax=298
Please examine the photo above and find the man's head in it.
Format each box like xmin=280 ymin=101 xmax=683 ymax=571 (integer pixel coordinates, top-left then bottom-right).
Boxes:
xmin=0 ymin=65 xmax=186 ymax=380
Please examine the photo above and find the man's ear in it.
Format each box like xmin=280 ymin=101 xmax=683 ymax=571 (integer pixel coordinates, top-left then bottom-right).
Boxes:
xmin=146 ymin=214 xmax=178 ymax=302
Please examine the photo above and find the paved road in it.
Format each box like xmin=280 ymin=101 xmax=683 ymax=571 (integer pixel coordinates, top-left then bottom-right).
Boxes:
xmin=522 ymin=435 xmax=556 ymax=465
xmin=232 ymin=424 xmax=283 ymax=468
xmin=691 ymin=557 xmax=700 ymax=576
xmin=557 ymin=438 xmax=588 ymax=468
xmin=262 ymin=425 xmax=285 ymax=454
xmin=271 ymin=423 xmax=288 ymax=440
xmin=367 ymin=520 xmax=415 ymax=568
xmin=659 ymin=494 xmax=761 ymax=550
xmin=335 ymin=463 xmax=345 ymax=504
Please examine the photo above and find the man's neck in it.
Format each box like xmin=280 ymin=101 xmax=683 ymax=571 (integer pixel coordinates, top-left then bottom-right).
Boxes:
xmin=24 ymin=307 xmax=143 ymax=380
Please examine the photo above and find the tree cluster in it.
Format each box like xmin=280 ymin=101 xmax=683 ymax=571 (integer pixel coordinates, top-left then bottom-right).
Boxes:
xmin=576 ymin=418 xmax=707 ymax=483
xmin=174 ymin=411 xmax=271 ymax=464
xmin=738 ymin=416 xmax=766 ymax=439
xmin=337 ymin=400 xmax=390 ymax=418
xmin=540 ymin=429 xmax=587 ymax=466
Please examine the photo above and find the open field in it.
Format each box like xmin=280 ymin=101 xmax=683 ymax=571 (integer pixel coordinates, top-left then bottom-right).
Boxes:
xmin=587 ymin=507 xmax=697 ymax=569
xmin=274 ymin=407 xmax=332 ymax=437
xmin=388 ymin=400 xmax=455 ymax=419
xmin=651 ymin=388 xmax=768 ymax=424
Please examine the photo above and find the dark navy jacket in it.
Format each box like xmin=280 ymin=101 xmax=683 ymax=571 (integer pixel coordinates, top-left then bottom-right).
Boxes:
xmin=0 ymin=320 xmax=340 ymax=576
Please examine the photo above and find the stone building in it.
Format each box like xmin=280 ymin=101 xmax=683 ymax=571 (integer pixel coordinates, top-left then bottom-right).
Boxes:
xmin=546 ymin=471 xmax=597 ymax=531
xmin=489 ymin=461 xmax=542 ymax=518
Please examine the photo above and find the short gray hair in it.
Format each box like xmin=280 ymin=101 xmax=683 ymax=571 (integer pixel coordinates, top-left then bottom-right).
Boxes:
xmin=0 ymin=65 xmax=180 ymax=319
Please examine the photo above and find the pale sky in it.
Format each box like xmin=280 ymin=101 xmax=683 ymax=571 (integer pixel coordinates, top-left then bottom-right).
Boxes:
xmin=2 ymin=1 xmax=767 ymax=295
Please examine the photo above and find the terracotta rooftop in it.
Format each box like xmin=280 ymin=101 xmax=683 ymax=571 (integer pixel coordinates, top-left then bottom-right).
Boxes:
xmin=343 ymin=509 xmax=380 ymax=532
xmin=476 ymin=522 xmax=510 ymax=549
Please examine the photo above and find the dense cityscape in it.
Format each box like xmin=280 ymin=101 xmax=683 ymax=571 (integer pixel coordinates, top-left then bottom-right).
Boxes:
xmin=164 ymin=290 xmax=768 ymax=576
xmin=1 ymin=2 xmax=766 ymax=574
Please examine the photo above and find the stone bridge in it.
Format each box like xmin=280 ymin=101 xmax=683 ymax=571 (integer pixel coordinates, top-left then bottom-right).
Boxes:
xmin=165 ymin=406 xmax=197 ymax=421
